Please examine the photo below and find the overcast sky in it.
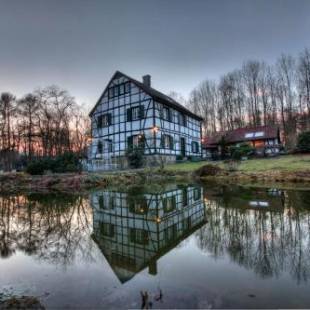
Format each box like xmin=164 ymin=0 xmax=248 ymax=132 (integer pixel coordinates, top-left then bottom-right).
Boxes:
xmin=0 ymin=0 xmax=309 ymax=111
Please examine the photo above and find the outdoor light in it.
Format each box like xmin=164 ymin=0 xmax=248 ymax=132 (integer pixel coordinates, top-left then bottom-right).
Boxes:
xmin=152 ymin=126 xmax=159 ymax=133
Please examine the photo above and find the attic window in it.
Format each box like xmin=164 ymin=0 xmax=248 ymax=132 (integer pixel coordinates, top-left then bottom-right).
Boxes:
xmin=108 ymin=82 xmax=130 ymax=98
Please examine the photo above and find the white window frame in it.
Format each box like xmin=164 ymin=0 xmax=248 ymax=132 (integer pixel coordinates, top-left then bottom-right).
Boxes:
xmin=132 ymin=106 xmax=140 ymax=121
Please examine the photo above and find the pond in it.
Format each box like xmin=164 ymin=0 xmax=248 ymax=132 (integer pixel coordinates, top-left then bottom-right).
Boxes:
xmin=0 ymin=183 xmax=310 ymax=309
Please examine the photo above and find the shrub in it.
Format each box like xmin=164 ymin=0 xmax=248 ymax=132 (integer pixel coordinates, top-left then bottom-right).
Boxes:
xmin=26 ymin=160 xmax=46 ymax=175
xmin=230 ymin=143 xmax=255 ymax=160
xmin=195 ymin=164 xmax=222 ymax=177
xmin=26 ymin=152 xmax=82 ymax=175
xmin=176 ymin=155 xmax=184 ymax=161
xmin=125 ymin=146 xmax=144 ymax=168
xmin=297 ymin=131 xmax=310 ymax=153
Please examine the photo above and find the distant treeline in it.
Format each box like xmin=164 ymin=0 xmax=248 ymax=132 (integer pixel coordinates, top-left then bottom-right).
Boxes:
xmin=170 ymin=47 xmax=310 ymax=148
xmin=0 ymin=86 xmax=89 ymax=171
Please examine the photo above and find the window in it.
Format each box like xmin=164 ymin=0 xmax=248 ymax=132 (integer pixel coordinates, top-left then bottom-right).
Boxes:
xmin=108 ymin=88 xmax=114 ymax=98
xmin=164 ymin=224 xmax=177 ymax=243
xmin=249 ymin=201 xmax=269 ymax=207
xmin=130 ymin=228 xmax=149 ymax=245
xmin=132 ymin=106 xmax=141 ymax=120
xmin=108 ymin=82 xmax=130 ymax=99
xmin=119 ymin=83 xmax=125 ymax=95
xmin=97 ymin=141 xmax=103 ymax=154
xmin=128 ymin=134 xmax=145 ymax=149
xmin=191 ymin=141 xmax=199 ymax=153
xmin=127 ymin=105 xmax=144 ymax=121
xmin=125 ymin=81 xmax=131 ymax=93
xmin=97 ymin=113 xmax=111 ymax=128
xmin=99 ymin=222 xmax=114 ymax=237
xmin=113 ymin=86 xmax=118 ymax=97
xmin=245 ymin=133 xmax=254 ymax=138
xmin=161 ymin=135 xmax=173 ymax=149
xmin=161 ymin=106 xmax=171 ymax=121
xmin=193 ymin=187 xmax=201 ymax=201
xmin=104 ymin=139 xmax=113 ymax=152
xmin=183 ymin=217 xmax=191 ymax=230
xmin=98 ymin=194 xmax=114 ymax=209
xmin=254 ymin=131 xmax=264 ymax=137
xmin=128 ymin=197 xmax=148 ymax=214
xmin=163 ymin=196 xmax=176 ymax=213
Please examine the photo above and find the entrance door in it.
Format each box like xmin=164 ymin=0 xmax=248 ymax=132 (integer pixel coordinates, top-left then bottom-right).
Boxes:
xmin=180 ymin=137 xmax=186 ymax=157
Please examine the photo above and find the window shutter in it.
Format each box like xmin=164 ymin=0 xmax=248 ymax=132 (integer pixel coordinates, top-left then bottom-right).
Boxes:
xmin=168 ymin=108 xmax=172 ymax=122
xmin=161 ymin=135 xmax=165 ymax=148
xmin=110 ymin=224 xmax=114 ymax=237
xmin=130 ymin=229 xmax=136 ymax=243
xmin=183 ymin=115 xmax=187 ymax=127
xmin=169 ymin=136 xmax=174 ymax=150
xmin=127 ymin=136 xmax=133 ymax=148
xmin=182 ymin=188 xmax=188 ymax=206
xmin=108 ymin=113 xmax=112 ymax=125
xmin=160 ymin=107 xmax=164 ymax=119
xmin=143 ymin=230 xmax=149 ymax=244
xmin=98 ymin=195 xmax=104 ymax=209
xmin=191 ymin=141 xmax=194 ymax=153
xmin=139 ymin=105 xmax=145 ymax=119
xmin=97 ymin=141 xmax=103 ymax=153
xmin=97 ymin=116 xmax=102 ymax=128
xmin=127 ymin=108 xmax=132 ymax=121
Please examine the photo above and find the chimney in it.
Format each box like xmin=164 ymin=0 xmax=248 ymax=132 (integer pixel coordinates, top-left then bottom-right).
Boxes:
xmin=142 ymin=74 xmax=151 ymax=87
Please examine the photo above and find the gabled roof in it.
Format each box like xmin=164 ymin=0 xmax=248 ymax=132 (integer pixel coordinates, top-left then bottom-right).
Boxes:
xmin=203 ymin=125 xmax=280 ymax=148
xmin=89 ymin=71 xmax=203 ymax=121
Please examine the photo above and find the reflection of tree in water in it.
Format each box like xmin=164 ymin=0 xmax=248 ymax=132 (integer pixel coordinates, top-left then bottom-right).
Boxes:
xmin=0 ymin=193 xmax=94 ymax=266
xmin=197 ymin=189 xmax=310 ymax=283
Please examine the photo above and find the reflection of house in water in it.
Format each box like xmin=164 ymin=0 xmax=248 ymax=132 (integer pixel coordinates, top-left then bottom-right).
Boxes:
xmin=204 ymin=186 xmax=285 ymax=211
xmin=91 ymin=185 xmax=205 ymax=283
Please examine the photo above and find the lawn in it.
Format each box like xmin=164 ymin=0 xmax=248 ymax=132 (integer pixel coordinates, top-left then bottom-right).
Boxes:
xmin=165 ymin=154 xmax=310 ymax=173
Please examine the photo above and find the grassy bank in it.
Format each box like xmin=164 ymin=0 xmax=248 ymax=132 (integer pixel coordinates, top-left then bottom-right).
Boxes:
xmin=0 ymin=155 xmax=309 ymax=193
xmin=165 ymin=154 xmax=310 ymax=173
xmin=166 ymin=154 xmax=310 ymax=188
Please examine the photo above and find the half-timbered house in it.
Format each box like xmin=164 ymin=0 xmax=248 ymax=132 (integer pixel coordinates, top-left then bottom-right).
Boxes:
xmin=88 ymin=71 xmax=203 ymax=170
xmin=202 ymin=125 xmax=281 ymax=158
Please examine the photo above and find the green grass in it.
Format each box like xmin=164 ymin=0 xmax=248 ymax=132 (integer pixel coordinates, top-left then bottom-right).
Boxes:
xmin=165 ymin=154 xmax=310 ymax=173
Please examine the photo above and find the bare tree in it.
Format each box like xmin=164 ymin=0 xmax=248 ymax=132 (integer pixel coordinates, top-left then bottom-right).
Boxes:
xmin=18 ymin=94 xmax=40 ymax=159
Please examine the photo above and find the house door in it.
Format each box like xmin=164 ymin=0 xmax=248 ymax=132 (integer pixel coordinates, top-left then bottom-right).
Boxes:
xmin=180 ymin=137 xmax=186 ymax=157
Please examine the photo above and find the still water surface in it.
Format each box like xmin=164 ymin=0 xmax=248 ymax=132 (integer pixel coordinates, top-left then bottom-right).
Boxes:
xmin=0 ymin=184 xmax=310 ymax=309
